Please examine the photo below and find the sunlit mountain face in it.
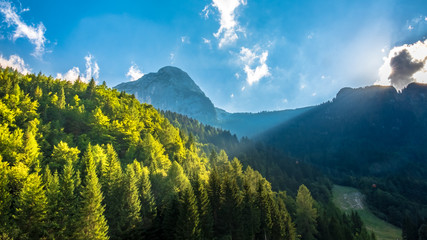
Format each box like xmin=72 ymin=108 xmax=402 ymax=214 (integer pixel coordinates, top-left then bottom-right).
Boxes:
xmin=1 ymin=1 xmax=427 ymax=240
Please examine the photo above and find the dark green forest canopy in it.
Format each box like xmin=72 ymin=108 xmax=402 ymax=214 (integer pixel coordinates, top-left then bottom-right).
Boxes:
xmin=0 ymin=68 xmax=374 ymax=240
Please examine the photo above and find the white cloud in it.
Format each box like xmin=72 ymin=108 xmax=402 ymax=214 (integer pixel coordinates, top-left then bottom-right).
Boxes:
xmin=201 ymin=5 xmax=211 ymax=19
xmin=282 ymin=98 xmax=288 ymax=103
xmin=240 ymin=47 xmax=270 ymax=85
xmin=202 ymin=37 xmax=211 ymax=44
xmin=181 ymin=36 xmax=190 ymax=44
xmin=205 ymin=0 xmax=247 ymax=48
xmin=0 ymin=54 xmax=30 ymax=74
xmin=230 ymin=93 xmax=234 ymax=98
xmin=56 ymin=54 xmax=100 ymax=83
xmin=56 ymin=67 xmax=80 ymax=82
xmin=312 ymin=92 xmax=317 ymax=96
xmin=300 ymin=84 xmax=306 ymax=89
xmin=241 ymin=86 xmax=245 ymax=91
xmin=376 ymin=39 xmax=427 ymax=90
xmin=126 ymin=63 xmax=144 ymax=81
xmin=0 ymin=1 xmax=47 ymax=57
xmin=408 ymin=25 xmax=414 ymax=30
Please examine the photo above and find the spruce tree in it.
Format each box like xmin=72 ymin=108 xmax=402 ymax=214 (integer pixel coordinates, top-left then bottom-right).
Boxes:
xmin=122 ymin=165 xmax=142 ymax=238
xmin=139 ymin=165 xmax=157 ymax=229
xmin=208 ymin=167 xmax=222 ymax=237
xmin=175 ymin=186 xmax=200 ymax=240
xmin=75 ymin=145 xmax=109 ymax=240
xmin=14 ymin=172 xmax=47 ymax=239
xmin=45 ymin=167 xmax=62 ymax=239
xmin=295 ymin=184 xmax=318 ymax=240
xmin=256 ymin=179 xmax=273 ymax=240
xmin=60 ymin=159 xmax=78 ymax=239
xmin=101 ymin=144 xmax=124 ymax=238
xmin=194 ymin=175 xmax=213 ymax=239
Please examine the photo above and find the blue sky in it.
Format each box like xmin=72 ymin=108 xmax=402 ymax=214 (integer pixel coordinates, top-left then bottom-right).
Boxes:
xmin=0 ymin=0 xmax=426 ymax=112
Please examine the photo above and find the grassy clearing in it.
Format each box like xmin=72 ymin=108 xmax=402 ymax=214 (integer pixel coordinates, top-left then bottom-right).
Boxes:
xmin=332 ymin=185 xmax=402 ymax=240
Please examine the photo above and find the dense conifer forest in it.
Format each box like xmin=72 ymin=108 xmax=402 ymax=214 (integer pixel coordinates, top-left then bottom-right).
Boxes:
xmin=0 ymin=68 xmax=376 ymax=239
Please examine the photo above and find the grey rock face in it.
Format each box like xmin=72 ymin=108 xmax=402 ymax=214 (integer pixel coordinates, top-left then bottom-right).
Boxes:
xmin=115 ymin=66 xmax=217 ymax=123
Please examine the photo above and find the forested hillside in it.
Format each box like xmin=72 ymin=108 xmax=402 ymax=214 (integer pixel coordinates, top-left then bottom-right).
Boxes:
xmin=0 ymin=68 xmax=374 ymax=240
xmin=260 ymin=84 xmax=427 ymax=239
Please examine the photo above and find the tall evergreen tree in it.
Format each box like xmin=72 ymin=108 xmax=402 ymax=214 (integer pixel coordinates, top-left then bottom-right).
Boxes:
xmin=60 ymin=159 xmax=78 ymax=240
xmin=44 ymin=167 xmax=62 ymax=239
xmin=100 ymin=144 xmax=124 ymax=239
xmin=295 ymin=184 xmax=318 ymax=240
xmin=208 ymin=167 xmax=222 ymax=236
xmin=194 ymin=175 xmax=213 ymax=239
xmin=75 ymin=145 xmax=109 ymax=240
xmin=122 ymin=165 xmax=142 ymax=238
xmin=256 ymin=179 xmax=273 ymax=240
xmin=139 ymin=165 xmax=157 ymax=229
xmin=14 ymin=172 xmax=47 ymax=239
xmin=175 ymin=186 xmax=200 ymax=240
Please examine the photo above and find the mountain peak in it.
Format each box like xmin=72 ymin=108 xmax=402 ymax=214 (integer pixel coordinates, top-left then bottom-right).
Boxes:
xmin=114 ymin=66 xmax=217 ymax=123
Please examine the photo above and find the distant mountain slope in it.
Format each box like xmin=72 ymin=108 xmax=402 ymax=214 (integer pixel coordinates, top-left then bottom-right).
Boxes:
xmin=115 ymin=66 xmax=217 ymax=123
xmin=261 ymin=83 xmax=427 ymax=177
xmin=115 ymin=66 xmax=308 ymax=137
xmin=260 ymin=83 xmax=427 ymax=229
xmin=216 ymin=107 xmax=312 ymax=138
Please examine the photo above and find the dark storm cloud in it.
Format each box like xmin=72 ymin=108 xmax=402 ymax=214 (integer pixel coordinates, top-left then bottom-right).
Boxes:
xmin=388 ymin=49 xmax=425 ymax=90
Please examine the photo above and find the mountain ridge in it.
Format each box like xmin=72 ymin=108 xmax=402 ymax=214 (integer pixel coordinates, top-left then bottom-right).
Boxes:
xmin=115 ymin=66 xmax=310 ymax=137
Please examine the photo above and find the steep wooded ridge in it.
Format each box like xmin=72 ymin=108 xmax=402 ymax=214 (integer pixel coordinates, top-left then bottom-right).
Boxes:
xmin=0 ymin=68 xmax=376 ymax=240
xmin=260 ymin=83 xmax=427 ymax=236
xmin=115 ymin=66 xmax=309 ymax=138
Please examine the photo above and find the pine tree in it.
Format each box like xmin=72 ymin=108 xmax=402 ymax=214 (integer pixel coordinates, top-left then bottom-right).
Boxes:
xmin=86 ymin=77 xmax=96 ymax=98
xmin=122 ymin=165 xmax=142 ymax=238
xmin=256 ymin=179 xmax=273 ymax=240
xmin=295 ymin=184 xmax=318 ymax=240
xmin=194 ymin=175 xmax=213 ymax=239
xmin=139 ymin=165 xmax=157 ymax=229
xmin=208 ymin=167 xmax=222 ymax=237
xmin=75 ymin=145 xmax=109 ymax=240
xmin=100 ymin=144 xmax=124 ymax=239
xmin=14 ymin=172 xmax=47 ymax=239
xmin=175 ymin=186 xmax=200 ymax=240
xmin=44 ymin=167 xmax=62 ymax=239
xmin=22 ymin=128 xmax=40 ymax=169
xmin=241 ymin=179 xmax=260 ymax=240
xmin=58 ymin=87 xmax=66 ymax=109
xmin=220 ymin=173 xmax=242 ymax=238
xmin=60 ymin=159 xmax=78 ymax=239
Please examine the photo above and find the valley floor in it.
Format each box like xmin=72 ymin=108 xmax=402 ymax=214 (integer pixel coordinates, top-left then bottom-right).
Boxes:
xmin=332 ymin=185 xmax=402 ymax=240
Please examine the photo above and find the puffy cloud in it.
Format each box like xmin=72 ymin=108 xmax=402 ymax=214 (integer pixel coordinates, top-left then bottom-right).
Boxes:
xmin=126 ymin=63 xmax=144 ymax=81
xmin=376 ymin=40 xmax=427 ymax=91
xmin=239 ymin=47 xmax=270 ymax=85
xmin=205 ymin=0 xmax=246 ymax=48
xmin=0 ymin=1 xmax=47 ymax=57
xmin=0 ymin=54 xmax=30 ymax=74
xmin=56 ymin=67 xmax=80 ymax=82
xmin=57 ymin=54 xmax=100 ymax=83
